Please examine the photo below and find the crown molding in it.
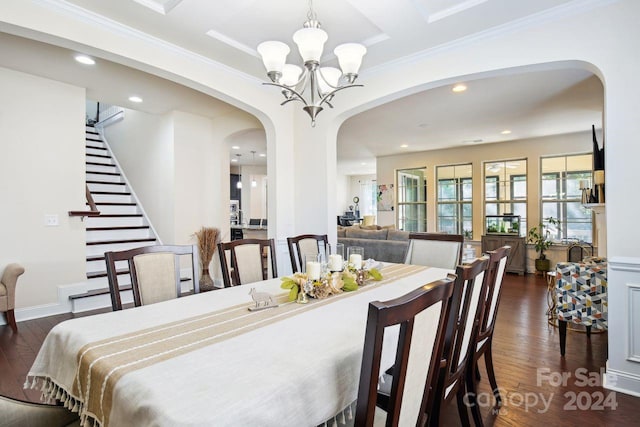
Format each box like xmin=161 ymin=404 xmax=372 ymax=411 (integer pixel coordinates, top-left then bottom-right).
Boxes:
xmin=366 ymin=0 xmax=619 ymax=78
xmin=33 ymin=0 xmax=262 ymax=84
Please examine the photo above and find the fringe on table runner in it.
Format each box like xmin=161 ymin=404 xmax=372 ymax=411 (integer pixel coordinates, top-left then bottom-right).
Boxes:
xmin=319 ymin=400 xmax=356 ymax=427
xmin=24 ymin=375 xmax=103 ymax=427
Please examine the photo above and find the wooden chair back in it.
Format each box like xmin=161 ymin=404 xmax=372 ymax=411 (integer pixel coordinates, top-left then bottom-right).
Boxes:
xmin=429 ymin=256 xmax=489 ymax=425
xmin=478 ymin=246 xmax=511 ymax=339
xmin=355 ymin=277 xmax=455 ymax=427
xmin=567 ymin=242 xmax=594 ymax=263
xmin=286 ymin=234 xmax=329 ymax=273
xmin=218 ymin=238 xmax=277 ymax=287
xmin=105 ymin=244 xmax=200 ymax=311
xmin=405 ymin=233 xmax=464 ymax=270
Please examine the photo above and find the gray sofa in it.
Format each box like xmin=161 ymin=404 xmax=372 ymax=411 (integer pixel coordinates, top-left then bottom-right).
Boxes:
xmin=337 ymin=226 xmax=409 ymax=263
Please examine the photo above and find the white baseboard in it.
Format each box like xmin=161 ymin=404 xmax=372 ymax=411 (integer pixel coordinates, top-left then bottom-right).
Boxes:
xmin=605 ymin=362 xmax=640 ymax=397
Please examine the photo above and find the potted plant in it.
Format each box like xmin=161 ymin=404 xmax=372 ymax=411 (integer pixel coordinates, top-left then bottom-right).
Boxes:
xmin=527 ymin=217 xmax=560 ymax=272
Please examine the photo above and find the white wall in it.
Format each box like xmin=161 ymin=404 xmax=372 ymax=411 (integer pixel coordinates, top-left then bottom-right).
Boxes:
xmin=239 ymin=165 xmax=267 ymax=222
xmin=0 ymin=67 xmax=86 ymax=310
xmin=104 ymin=108 xmax=175 ymax=242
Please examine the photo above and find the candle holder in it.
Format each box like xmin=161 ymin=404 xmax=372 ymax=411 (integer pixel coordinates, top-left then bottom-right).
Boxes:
xmin=296 ymin=287 xmax=309 ymax=304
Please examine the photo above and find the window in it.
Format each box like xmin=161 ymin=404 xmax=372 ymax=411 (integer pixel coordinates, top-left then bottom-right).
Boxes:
xmin=397 ymin=167 xmax=427 ymax=232
xmin=541 ymin=154 xmax=592 ymax=242
xmin=484 ymin=159 xmax=527 ymax=236
xmin=358 ymin=179 xmax=377 ymax=220
xmin=437 ymin=164 xmax=472 ymax=237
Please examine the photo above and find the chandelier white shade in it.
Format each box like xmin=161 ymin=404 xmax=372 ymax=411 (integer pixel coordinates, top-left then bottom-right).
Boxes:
xmin=256 ymin=0 xmax=366 ymax=126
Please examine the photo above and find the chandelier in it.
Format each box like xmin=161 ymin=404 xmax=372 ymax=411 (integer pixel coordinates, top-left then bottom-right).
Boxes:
xmin=257 ymin=0 xmax=367 ymax=126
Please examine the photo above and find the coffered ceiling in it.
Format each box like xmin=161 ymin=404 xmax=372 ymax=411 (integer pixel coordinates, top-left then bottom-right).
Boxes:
xmin=0 ymin=0 xmax=604 ymax=171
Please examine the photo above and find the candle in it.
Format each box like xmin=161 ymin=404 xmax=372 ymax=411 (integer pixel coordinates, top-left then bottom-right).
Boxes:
xmin=329 ymin=254 xmax=343 ymax=271
xmin=306 ymin=261 xmax=321 ymax=280
xmin=349 ymin=254 xmax=362 ymax=269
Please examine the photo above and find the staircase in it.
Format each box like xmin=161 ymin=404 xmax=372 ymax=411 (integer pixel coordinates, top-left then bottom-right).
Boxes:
xmin=71 ymin=125 xmax=159 ymax=311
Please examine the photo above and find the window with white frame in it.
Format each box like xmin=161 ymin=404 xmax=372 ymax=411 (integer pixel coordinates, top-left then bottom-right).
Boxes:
xmin=484 ymin=159 xmax=528 ymax=236
xmin=437 ymin=164 xmax=472 ymax=237
xmin=396 ymin=167 xmax=427 ymax=232
xmin=541 ymin=154 xmax=593 ymax=242
xmin=359 ymin=179 xmax=377 ymax=219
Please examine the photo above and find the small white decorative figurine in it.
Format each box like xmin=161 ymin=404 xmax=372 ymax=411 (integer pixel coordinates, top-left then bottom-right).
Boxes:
xmin=248 ymin=288 xmax=278 ymax=311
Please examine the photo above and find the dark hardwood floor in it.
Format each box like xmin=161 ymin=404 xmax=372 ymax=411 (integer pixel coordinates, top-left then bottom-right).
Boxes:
xmin=1 ymin=274 xmax=638 ymax=425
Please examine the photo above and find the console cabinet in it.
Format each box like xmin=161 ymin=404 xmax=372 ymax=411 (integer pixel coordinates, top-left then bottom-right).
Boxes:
xmin=481 ymin=235 xmax=526 ymax=275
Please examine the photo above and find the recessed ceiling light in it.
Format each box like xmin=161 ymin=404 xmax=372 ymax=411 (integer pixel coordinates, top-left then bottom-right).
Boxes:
xmin=462 ymin=139 xmax=483 ymax=144
xmin=74 ymin=55 xmax=95 ymax=65
xmin=501 ymin=130 xmax=512 ymax=135
xmin=259 ymin=153 xmax=266 ymax=157
xmin=400 ymin=144 xmax=409 ymax=148
xmin=231 ymin=158 xmax=238 ymax=162
xmin=128 ymin=96 xmax=143 ymax=103
xmin=452 ymin=84 xmax=467 ymax=93
xmin=231 ymin=146 xmax=240 ymax=150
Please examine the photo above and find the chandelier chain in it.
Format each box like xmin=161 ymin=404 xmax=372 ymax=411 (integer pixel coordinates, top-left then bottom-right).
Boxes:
xmin=307 ymin=0 xmax=317 ymax=23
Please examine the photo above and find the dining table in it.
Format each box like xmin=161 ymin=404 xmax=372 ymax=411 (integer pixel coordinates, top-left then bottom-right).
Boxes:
xmin=26 ymin=263 xmax=452 ymax=427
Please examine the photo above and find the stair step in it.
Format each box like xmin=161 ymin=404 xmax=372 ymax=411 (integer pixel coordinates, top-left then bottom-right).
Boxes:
xmin=87 ymin=237 xmax=156 ymax=246
xmin=95 ymin=214 xmax=143 ymax=217
xmin=91 ymin=193 xmax=132 ymax=204
xmin=86 ymin=137 xmax=102 ymax=142
xmin=86 ymin=225 xmax=148 ymax=231
xmin=85 ymin=214 xmax=145 ymax=228
xmin=86 ymin=240 xmax=157 ymax=257
xmin=87 ymin=170 xmax=120 ymax=176
xmin=87 ymin=268 xmax=129 ymax=279
xmin=86 ymin=225 xmax=150 ymax=241
xmin=91 ymin=202 xmax=137 ymax=206
xmin=70 ymin=280 xmax=193 ymax=300
xmin=90 ymin=191 xmax=132 ymax=196
xmin=87 ymin=180 xmax=125 ymax=185
xmin=86 ymin=161 xmax=115 ymax=167
xmin=90 ymin=204 xmax=137 ymax=214
xmin=86 ymin=145 xmax=107 ymax=151
xmin=86 ymin=153 xmax=112 ymax=160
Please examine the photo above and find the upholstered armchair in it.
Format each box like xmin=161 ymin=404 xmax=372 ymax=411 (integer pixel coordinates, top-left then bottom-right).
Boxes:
xmin=1 ymin=263 xmax=25 ymax=332
xmin=556 ymin=260 xmax=607 ymax=356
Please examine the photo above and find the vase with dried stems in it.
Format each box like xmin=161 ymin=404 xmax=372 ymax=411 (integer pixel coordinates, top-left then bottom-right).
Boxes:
xmin=194 ymin=226 xmax=220 ymax=292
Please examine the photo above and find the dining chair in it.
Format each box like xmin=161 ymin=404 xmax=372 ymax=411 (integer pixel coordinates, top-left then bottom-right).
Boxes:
xmin=218 ymin=238 xmax=277 ymax=287
xmin=0 ymin=394 xmax=79 ymax=427
xmin=1 ymin=263 xmax=24 ymax=332
xmin=286 ymin=234 xmax=329 ymax=273
xmin=465 ymin=246 xmax=510 ymax=426
xmin=404 ymin=233 xmax=464 ymax=270
xmin=105 ymin=244 xmax=200 ymax=311
xmin=429 ymin=256 xmax=490 ymax=427
xmin=566 ymin=242 xmax=594 ymax=262
xmin=355 ymin=276 xmax=455 ymax=427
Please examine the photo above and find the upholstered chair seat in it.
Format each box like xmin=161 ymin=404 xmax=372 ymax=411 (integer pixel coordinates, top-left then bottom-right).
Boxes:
xmin=1 ymin=263 xmax=25 ymax=332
